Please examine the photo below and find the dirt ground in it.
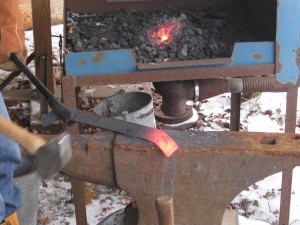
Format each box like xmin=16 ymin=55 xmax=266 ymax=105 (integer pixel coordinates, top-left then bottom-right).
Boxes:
xmin=18 ymin=0 xmax=63 ymax=30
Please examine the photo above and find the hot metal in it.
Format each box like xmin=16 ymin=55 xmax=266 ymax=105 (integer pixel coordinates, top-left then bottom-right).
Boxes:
xmin=62 ymin=131 xmax=300 ymax=225
xmin=11 ymin=55 xmax=178 ymax=157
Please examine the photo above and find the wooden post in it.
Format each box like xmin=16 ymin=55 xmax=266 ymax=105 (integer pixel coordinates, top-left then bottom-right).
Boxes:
xmin=31 ymin=0 xmax=53 ymax=116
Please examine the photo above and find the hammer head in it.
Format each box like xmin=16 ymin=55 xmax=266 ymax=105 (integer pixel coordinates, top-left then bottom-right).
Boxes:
xmin=35 ymin=132 xmax=72 ymax=179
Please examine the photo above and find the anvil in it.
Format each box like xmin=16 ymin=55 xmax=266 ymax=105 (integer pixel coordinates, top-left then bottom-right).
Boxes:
xmin=62 ymin=130 xmax=300 ymax=225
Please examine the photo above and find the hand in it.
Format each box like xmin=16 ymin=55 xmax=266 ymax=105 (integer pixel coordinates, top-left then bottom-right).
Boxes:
xmin=0 ymin=0 xmax=27 ymax=71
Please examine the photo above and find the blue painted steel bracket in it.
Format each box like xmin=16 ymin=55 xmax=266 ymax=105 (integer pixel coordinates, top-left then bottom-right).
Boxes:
xmin=65 ymin=50 xmax=137 ymax=76
xmin=230 ymin=42 xmax=274 ymax=66
xmin=65 ymin=42 xmax=274 ymax=76
xmin=276 ymin=0 xmax=300 ymax=84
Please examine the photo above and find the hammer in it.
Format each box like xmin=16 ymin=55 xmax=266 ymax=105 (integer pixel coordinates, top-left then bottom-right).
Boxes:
xmin=0 ymin=115 xmax=72 ymax=179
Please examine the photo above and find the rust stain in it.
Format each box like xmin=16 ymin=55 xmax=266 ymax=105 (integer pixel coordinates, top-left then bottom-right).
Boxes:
xmin=252 ymin=53 xmax=262 ymax=59
xmin=92 ymin=52 xmax=105 ymax=64
xmin=78 ymin=59 xmax=87 ymax=66
xmin=276 ymin=41 xmax=283 ymax=73
xmin=296 ymin=47 xmax=300 ymax=68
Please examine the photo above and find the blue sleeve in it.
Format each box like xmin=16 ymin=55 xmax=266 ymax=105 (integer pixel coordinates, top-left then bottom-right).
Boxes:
xmin=0 ymin=92 xmax=21 ymax=218
xmin=0 ymin=192 xmax=5 ymax=222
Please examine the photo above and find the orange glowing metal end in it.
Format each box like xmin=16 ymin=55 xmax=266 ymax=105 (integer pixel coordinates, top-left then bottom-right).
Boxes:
xmin=144 ymin=129 xmax=178 ymax=157
xmin=157 ymin=138 xmax=178 ymax=157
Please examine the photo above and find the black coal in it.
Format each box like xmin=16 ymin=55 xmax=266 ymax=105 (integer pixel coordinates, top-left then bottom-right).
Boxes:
xmin=66 ymin=5 xmax=270 ymax=64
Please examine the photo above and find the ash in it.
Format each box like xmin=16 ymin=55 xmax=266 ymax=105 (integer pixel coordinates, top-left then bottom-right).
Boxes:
xmin=66 ymin=5 xmax=270 ymax=64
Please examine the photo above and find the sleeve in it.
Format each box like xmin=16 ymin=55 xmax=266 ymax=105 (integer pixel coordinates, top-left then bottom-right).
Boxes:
xmin=0 ymin=92 xmax=22 ymax=218
xmin=0 ymin=193 xmax=5 ymax=222
xmin=0 ymin=0 xmax=27 ymax=71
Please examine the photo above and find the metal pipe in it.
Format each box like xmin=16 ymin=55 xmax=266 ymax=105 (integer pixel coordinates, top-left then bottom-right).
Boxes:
xmin=153 ymin=81 xmax=194 ymax=117
xmin=196 ymin=76 xmax=289 ymax=101
xmin=155 ymin=196 xmax=175 ymax=225
xmin=153 ymin=76 xmax=291 ymax=119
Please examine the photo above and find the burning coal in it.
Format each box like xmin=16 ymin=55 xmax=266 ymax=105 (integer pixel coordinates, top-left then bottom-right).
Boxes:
xmin=66 ymin=5 xmax=270 ymax=64
xmin=147 ymin=19 xmax=182 ymax=48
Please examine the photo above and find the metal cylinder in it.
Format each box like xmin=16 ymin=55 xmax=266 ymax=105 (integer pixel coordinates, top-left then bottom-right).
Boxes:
xmin=13 ymin=151 xmax=41 ymax=225
xmin=94 ymin=92 xmax=156 ymax=128
xmin=153 ymin=81 xmax=194 ymax=117
xmin=152 ymin=76 xmax=290 ymax=123
xmin=241 ymin=76 xmax=289 ymax=93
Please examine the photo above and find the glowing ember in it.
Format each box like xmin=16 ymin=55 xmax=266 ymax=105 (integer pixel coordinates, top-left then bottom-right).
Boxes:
xmin=148 ymin=19 xmax=181 ymax=48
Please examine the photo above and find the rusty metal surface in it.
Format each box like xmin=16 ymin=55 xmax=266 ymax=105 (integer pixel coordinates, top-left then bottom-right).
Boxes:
xmin=285 ymin=87 xmax=298 ymax=134
xmin=155 ymin=104 xmax=193 ymax=124
xmin=279 ymin=170 xmax=293 ymax=225
xmin=70 ymin=178 xmax=88 ymax=225
xmin=230 ymin=93 xmax=241 ymax=131
xmin=197 ymin=79 xmax=230 ymax=101
xmin=113 ymin=131 xmax=300 ymax=225
xmin=242 ymin=76 xmax=289 ymax=93
xmin=137 ymin=58 xmax=231 ymax=71
xmin=153 ymin=81 xmax=194 ymax=117
xmin=155 ymin=196 xmax=175 ymax=225
xmin=279 ymin=86 xmax=298 ymax=225
xmin=70 ymin=64 xmax=274 ymax=86
xmin=56 ymin=130 xmax=300 ymax=225
xmin=62 ymin=132 xmax=117 ymax=187
xmin=2 ymin=89 xmax=36 ymax=102
xmin=65 ymin=0 xmax=238 ymax=13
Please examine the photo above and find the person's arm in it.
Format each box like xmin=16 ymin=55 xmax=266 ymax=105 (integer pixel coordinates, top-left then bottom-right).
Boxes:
xmin=0 ymin=0 xmax=27 ymax=71
xmin=0 ymin=194 xmax=5 ymax=222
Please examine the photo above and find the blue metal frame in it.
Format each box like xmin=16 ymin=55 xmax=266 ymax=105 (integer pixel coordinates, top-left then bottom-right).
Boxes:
xmin=65 ymin=1 xmax=300 ymax=84
xmin=276 ymin=0 xmax=300 ymax=84
xmin=65 ymin=42 xmax=274 ymax=76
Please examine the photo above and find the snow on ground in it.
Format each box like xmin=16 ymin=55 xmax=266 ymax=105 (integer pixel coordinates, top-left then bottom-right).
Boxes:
xmin=2 ymin=24 xmax=300 ymax=225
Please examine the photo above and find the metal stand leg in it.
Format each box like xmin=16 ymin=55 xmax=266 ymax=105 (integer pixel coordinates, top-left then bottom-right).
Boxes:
xmin=279 ymin=86 xmax=298 ymax=225
xmin=230 ymin=93 xmax=241 ymax=131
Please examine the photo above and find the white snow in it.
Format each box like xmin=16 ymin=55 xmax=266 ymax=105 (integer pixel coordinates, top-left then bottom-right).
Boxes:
xmin=3 ymin=24 xmax=300 ymax=225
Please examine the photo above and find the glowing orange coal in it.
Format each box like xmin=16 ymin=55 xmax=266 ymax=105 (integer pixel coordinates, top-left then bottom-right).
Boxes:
xmin=148 ymin=20 xmax=181 ymax=47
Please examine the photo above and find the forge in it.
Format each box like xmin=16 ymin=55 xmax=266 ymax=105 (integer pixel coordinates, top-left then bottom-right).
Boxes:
xmin=63 ymin=0 xmax=292 ymax=127
xmin=66 ymin=4 xmax=270 ymax=63
xmin=58 ymin=0 xmax=300 ymax=224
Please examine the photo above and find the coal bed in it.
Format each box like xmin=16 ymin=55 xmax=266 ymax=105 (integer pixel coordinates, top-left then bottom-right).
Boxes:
xmin=66 ymin=4 xmax=271 ymax=64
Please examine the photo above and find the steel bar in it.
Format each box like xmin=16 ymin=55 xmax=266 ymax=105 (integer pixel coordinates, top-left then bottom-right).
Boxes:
xmin=230 ymin=93 xmax=241 ymax=131
xmin=0 ymin=52 xmax=35 ymax=91
xmin=2 ymin=89 xmax=35 ymax=102
xmin=69 ymin=108 xmax=178 ymax=157
xmin=279 ymin=86 xmax=298 ymax=225
xmin=155 ymin=196 xmax=175 ymax=225
xmin=68 ymin=64 xmax=275 ymax=86
xmin=70 ymin=178 xmax=88 ymax=225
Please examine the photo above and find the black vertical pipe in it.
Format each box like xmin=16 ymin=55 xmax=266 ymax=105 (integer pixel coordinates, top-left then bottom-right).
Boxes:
xmin=230 ymin=93 xmax=241 ymax=131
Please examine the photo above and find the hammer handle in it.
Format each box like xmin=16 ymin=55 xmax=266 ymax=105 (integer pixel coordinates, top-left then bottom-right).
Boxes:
xmin=0 ymin=115 xmax=46 ymax=155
